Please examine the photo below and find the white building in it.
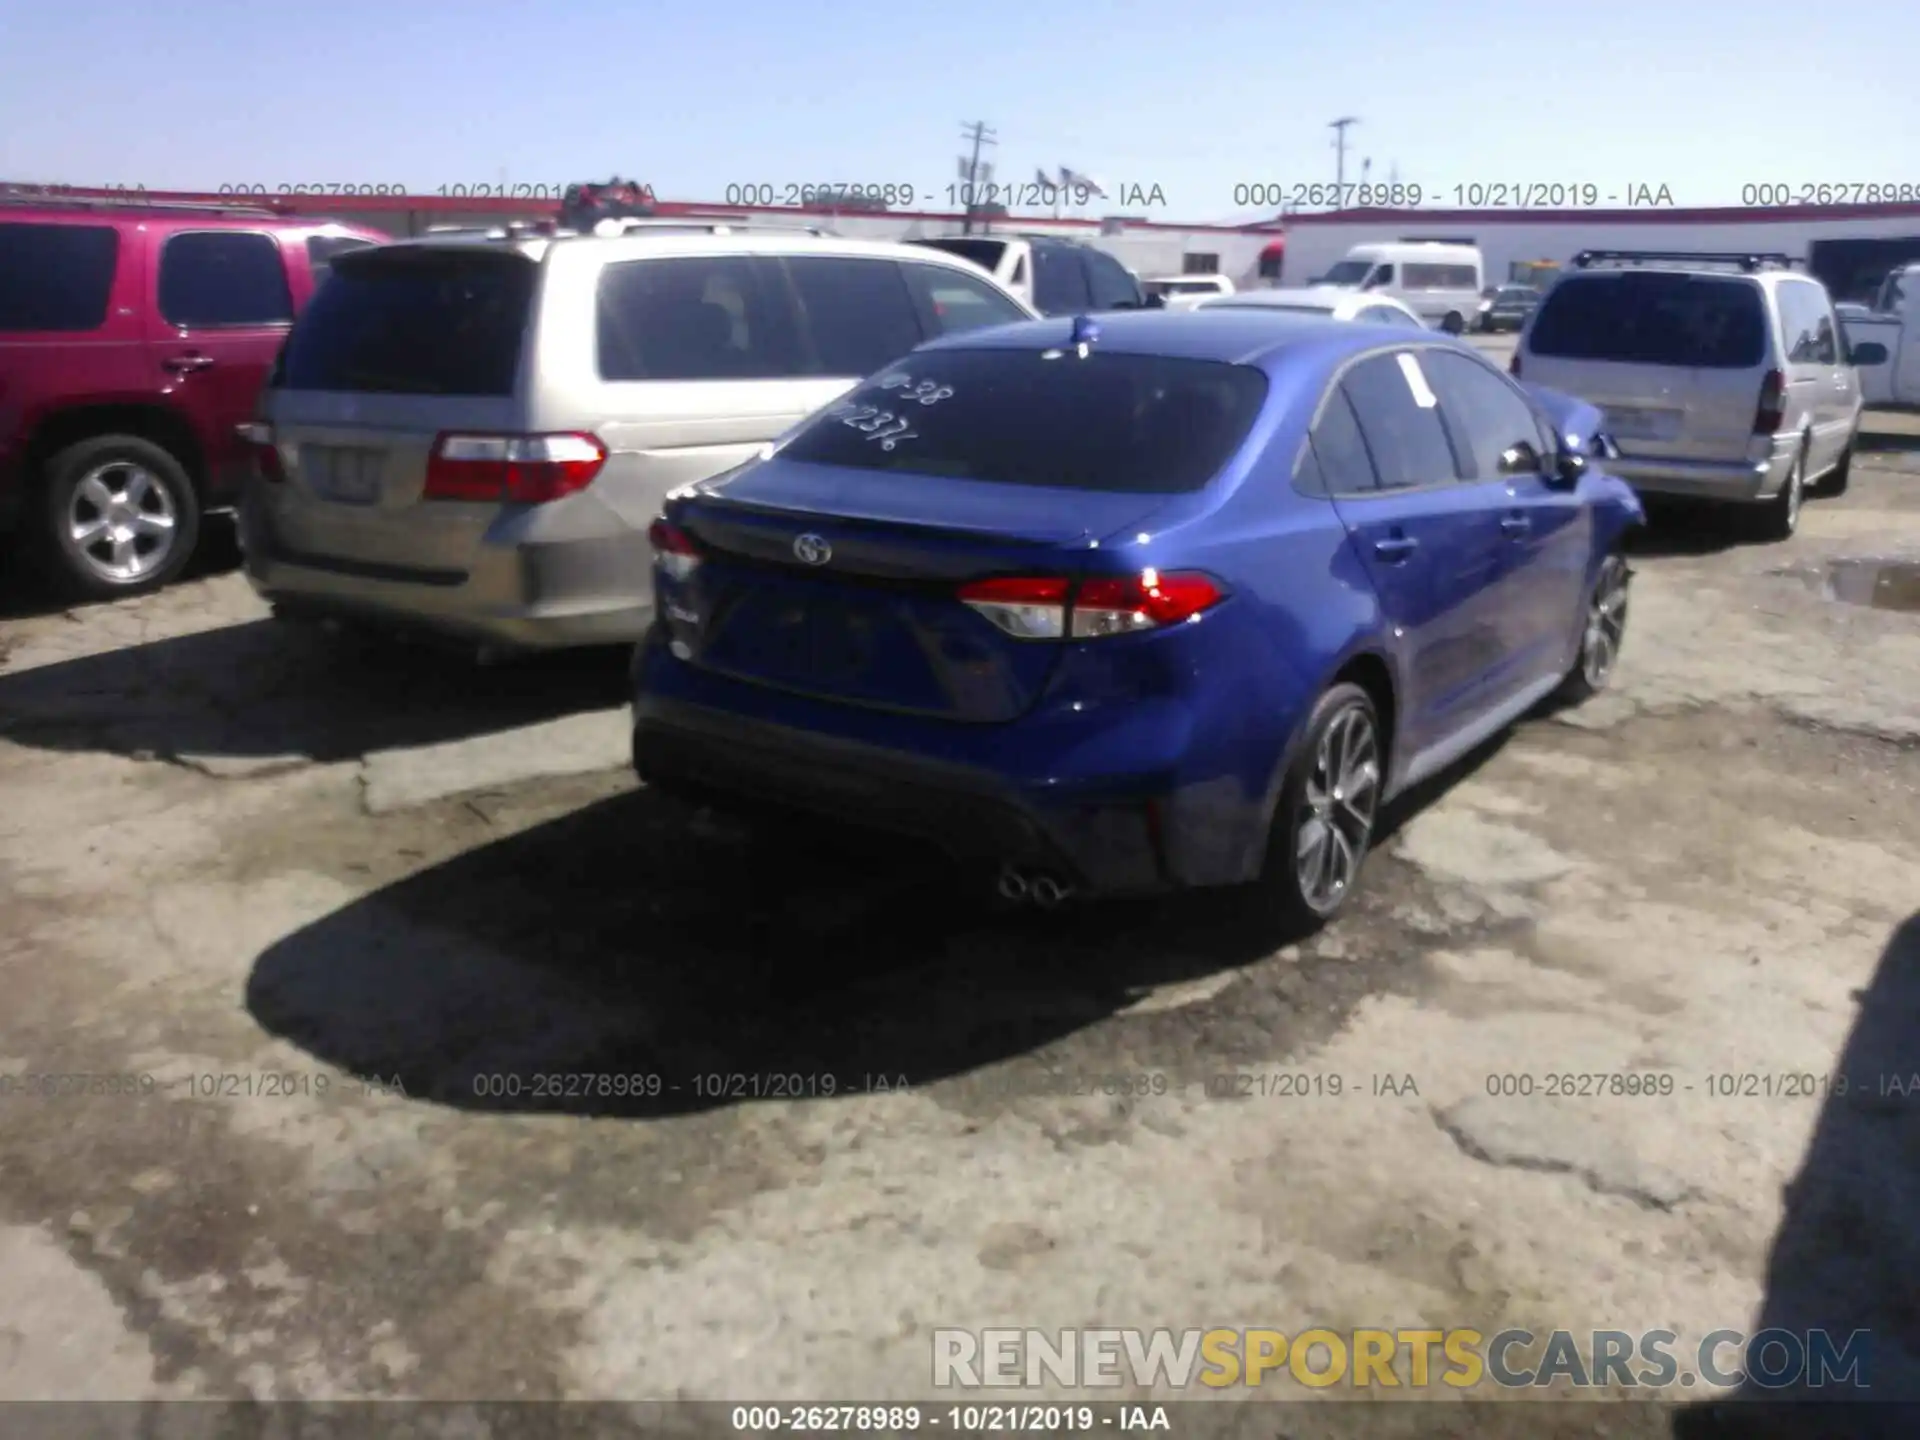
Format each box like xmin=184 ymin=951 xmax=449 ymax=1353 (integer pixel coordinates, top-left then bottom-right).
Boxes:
xmin=1268 ymin=204 xmax=1920 ymax=302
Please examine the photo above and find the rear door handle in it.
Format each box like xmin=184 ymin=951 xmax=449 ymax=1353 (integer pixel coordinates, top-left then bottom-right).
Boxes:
xmin=1500 ymin=513 xmax=1531 ymax=537
xmin=1372 ymin=535 xmax=1419 ymax=562
xmin=163 ymin=354 xmax=216 ymax=374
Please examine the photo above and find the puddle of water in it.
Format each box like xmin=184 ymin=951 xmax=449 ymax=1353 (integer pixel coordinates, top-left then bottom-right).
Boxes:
xmin=1826 ymin=559 xmax=1920 ymax=613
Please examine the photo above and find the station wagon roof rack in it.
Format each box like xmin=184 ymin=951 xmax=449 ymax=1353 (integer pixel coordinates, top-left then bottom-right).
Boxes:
xmin=0 ymin=191 xmax=282 ymax=218
xmin=1572 ymin=249 xmax=1802 ymax=273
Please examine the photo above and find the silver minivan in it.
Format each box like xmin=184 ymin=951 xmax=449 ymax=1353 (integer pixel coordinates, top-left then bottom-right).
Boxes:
xmin=240 ymin=223 xmax=1037 ymax=648
xmin=1512 ymin=250 xmax=1864 ymax=541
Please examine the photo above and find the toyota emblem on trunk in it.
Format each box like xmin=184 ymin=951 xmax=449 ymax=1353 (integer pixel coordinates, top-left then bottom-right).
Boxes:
xmin=793 ymin=533 xmax=832 ymax=566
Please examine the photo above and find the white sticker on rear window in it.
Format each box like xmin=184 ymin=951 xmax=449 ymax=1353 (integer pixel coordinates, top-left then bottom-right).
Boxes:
xmin=875 ymin=371 xmax=957 ymax=406
xmin=1396 ymin=352 xmax=1438 ymax=409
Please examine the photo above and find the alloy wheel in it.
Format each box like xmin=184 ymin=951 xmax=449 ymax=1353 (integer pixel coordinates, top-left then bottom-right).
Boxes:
xmin=1581 ymin=556 xmax=1630 ymax=691
xmin=1294 ymin=703 xmax=1381 ymax=916
xmin=67 ymin=462 xmax=178 ymax=584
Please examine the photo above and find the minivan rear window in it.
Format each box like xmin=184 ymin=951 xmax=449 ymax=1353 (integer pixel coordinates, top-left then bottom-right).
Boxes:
xmin=909 ymin=238 xmax=1008 ymax=273
xmin=778 ymin=348 xmax=1269 ymax=494
xmin=1528 ymin=273 xmax=1766 ymax=369
xmin=277 ymin=247 xmax=536 ymax=395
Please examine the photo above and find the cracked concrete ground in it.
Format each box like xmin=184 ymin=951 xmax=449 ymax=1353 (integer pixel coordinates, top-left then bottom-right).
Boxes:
xmin=0 ymin=418 xmax=1916 ymax=1439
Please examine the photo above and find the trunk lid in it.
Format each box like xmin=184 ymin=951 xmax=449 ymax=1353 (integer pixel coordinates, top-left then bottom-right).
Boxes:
xmin=668 ymin=459 xmax=1174 ymax=722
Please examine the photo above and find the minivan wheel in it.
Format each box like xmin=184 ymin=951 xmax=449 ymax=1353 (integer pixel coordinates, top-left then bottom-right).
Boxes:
xmin=1440 ymin=311 xmax=1465 ymax=334
xmin=39 ymin=435 xmax=200 ymax=599
xmin=1263 ymin=683 xmax=1383 ymax=927
xmin=1751 ymin=443 xmax=1806 ymax=543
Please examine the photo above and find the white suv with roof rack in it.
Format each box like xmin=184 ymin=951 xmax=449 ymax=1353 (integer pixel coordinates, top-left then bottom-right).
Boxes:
xmin=1513 ymin=249 xmax=1867 ymax=541
xmin=239 ymin=220 xmax=1038 ymax=651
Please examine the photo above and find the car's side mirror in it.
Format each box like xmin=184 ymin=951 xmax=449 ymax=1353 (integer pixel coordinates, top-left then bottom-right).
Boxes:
xmin=1849 ymin=340 xmax=1888 ymax=366
xmin=1498 ymin=440 xmax=1545 ymax=477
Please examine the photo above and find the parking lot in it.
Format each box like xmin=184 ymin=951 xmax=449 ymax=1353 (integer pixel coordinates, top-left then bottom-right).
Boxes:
xmin=1 ymin=329 xmax=1918 ymax=1431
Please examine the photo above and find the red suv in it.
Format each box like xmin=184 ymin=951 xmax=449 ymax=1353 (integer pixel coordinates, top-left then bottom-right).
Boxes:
xmin=0 ymin=198 xmax=388 ymax=597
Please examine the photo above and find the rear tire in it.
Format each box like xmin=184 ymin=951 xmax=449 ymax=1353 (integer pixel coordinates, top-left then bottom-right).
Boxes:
xmin=1259 ymin=683 xmax=1383 ymax=929
xmin=1441 ymin=311 xmax=1465 ymax=335
xmin=1749 ymin=441 xmax=1806 ymax=543
xmin=36 ymin=435 xmax=200 ymax=600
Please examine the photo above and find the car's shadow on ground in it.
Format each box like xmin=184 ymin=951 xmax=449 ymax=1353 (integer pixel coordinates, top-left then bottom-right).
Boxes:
xmin=245 ymin=731 xmax=1512 ymax=1121
xmin=1857 ymin=424 xmax=1920 ymax=455
xmin=1669 ymin=910 xmax=1920 ymax=1440
xmin=0 ymin=613 xmax=631 ymax=763
xmin=0 ymin=514 xmax=245 ymax=622
xmin=1624 ymin=501 xmax=1749 ymax=558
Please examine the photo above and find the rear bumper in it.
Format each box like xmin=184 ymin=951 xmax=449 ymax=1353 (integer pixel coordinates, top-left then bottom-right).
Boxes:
xmin=240 ymin=494 xmax=652 ymax=650
xmin=631 ymin=656 xmax=1280 ymax=896
xmin=1608 ymin=441 xmax=1795 ymax=503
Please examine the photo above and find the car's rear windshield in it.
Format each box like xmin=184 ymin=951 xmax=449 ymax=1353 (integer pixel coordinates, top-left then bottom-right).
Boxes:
xmin=910 ymin=238 xmax=1008 ymax=272
xmin=276 ymin=247 xmax=536 ymax=395
xmin=778 ymin=348 xmax=1269 ymax=494
xmin=1528 ymin=272 xmax=1766 ymax=368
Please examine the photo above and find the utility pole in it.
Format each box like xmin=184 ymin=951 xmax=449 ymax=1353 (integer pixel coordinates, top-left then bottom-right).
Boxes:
xmin=1329 ymin=116 xmax=1359 ymax=203
xmin=959 ymin=120 xmax=997 ymax=234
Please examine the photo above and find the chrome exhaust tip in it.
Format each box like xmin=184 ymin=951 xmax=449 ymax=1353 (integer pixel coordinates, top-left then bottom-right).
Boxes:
xmin=996 ymin=866 xmax=1030 ymax=902
xmin=1031 ymin=875 xmax=1071 ymax=908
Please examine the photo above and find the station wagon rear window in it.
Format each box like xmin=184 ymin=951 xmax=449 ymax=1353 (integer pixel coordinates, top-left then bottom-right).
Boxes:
xmin=909 ymin=238 xmax=1008 ymax=273
xmin=777 ymin=349 xmax=1268 ymax=494
xmin=276 ymin=248 xmax=536 ymax=395
xmin=1527 ymin=272 xmax=1766 ymax=369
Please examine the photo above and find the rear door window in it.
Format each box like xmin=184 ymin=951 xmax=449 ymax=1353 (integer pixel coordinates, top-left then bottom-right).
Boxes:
xmin=778 ymin=348 xmax=1268 ymax=494
xmin=780 ymin=255 xmax=924 ymax=377
xmin=1779 ymin=281 xmax=1838 ymax=365
xmin=0 ymin=222 xmax=118 ymax=331
xmin=277 ymin=247 xmax=535 ymax=395
xmin=1305 ymin=385 xmax=1380 ymax=494
xmin=1031 ymin=246 xmax=1092 ymax=313
xmin=597 ymin=255 xmax=802 ymax=381
xmin=902 ymin=262 xmax=1029 ymax=337
xmin=158 ymin=231 xmax=293 ymax=327
xmin=1338 ymin=350 xmax=1460 ymax=490
xmin=1528 ymin=272 xmax=1766 ymax=368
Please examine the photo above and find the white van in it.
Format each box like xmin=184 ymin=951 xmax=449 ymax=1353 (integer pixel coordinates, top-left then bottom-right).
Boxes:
xmin=1316 ymin=242 xmax=1484 ymax=333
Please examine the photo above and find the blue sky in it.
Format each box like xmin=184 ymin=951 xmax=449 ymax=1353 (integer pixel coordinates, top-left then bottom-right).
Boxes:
xmin=4 ymin=0 xmax=1916 ymax=221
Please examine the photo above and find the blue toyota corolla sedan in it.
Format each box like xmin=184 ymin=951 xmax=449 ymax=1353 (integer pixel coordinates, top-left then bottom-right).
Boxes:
xmin=632 ymin=310 xmax=1643 ymax=925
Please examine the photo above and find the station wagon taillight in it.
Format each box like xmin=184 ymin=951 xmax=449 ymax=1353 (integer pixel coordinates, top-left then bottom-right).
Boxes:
xmin=958 ymin=570 xmax=1224 ymax=640
xmin=1753 ymin=369 xmax=1786 ymax=435
xmin=423 ymin=432 xmax=607 ymax=503
xmin=237 ymin=421 xmax=286 ymax=483
xmin=647 ymin=517 xmax=701 ymax=580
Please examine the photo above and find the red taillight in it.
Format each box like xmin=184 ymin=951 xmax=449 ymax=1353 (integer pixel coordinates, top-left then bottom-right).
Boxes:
xmin=647 ymin=516 xmax=701 ymax=580
xmin=1753 ymin=368 xmax=1786 ymax=435
xmin=1509 ymin=353 xmax=1522 ymax=377
xmin=958 ymin=570 xmax=1222 ymax=641
xmin=237 ymin=421 xmax=285 ymax=483
xmin=423 ymin=432 xmax=607 ymax=503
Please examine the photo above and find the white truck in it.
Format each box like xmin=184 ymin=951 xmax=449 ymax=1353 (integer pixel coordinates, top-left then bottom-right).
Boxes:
xmin=1840 ymin=261 xmax=1920 ymax=407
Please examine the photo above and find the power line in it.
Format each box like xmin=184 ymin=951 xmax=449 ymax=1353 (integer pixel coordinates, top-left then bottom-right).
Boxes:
xmin=959 ymin=121 xmax=997 ymax=234
xmin=1329 ymin=116 xmax=1359 ymax=204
